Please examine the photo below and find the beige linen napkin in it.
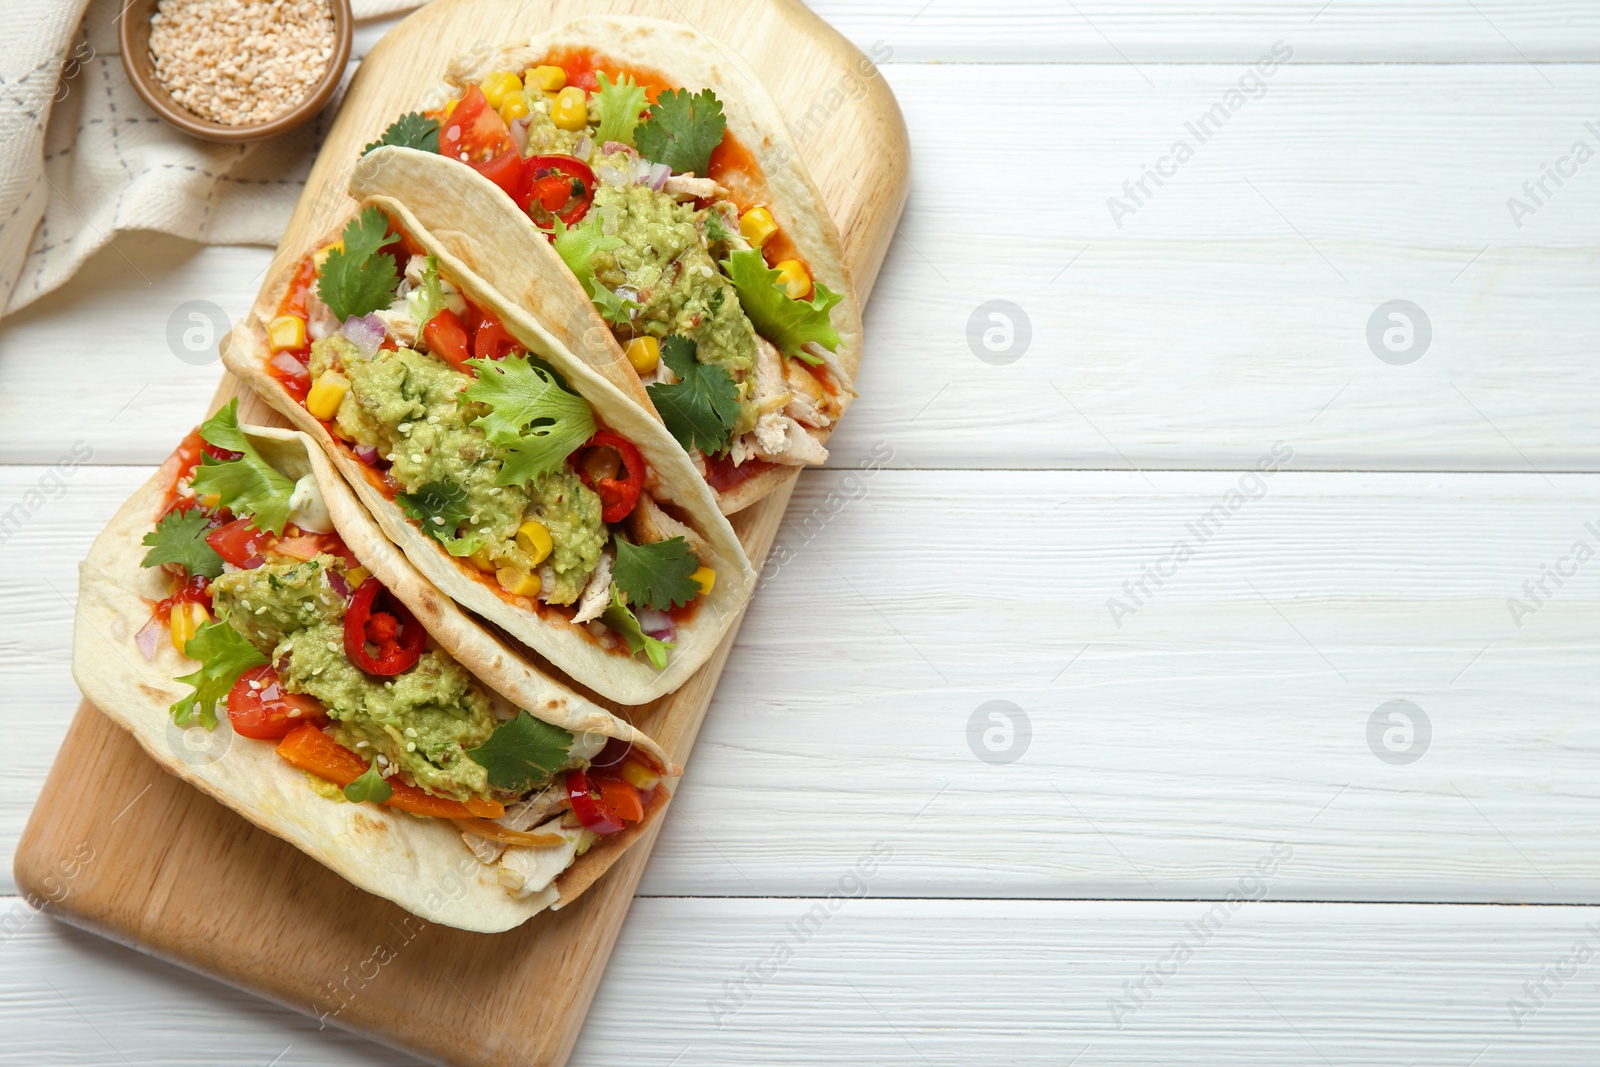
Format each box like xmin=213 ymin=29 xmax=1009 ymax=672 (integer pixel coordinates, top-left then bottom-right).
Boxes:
xmin=0 ymin=0 xmax=419 ymax=317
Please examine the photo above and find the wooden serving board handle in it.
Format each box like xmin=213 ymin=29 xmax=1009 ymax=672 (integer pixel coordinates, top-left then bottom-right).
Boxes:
xmin=14 ymin=1 xmax=907 ymax=1064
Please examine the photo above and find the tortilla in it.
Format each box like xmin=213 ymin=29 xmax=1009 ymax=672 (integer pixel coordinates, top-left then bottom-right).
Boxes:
xmin=74 ymin=424 xmax=675 ymax=933
xmin=221 ymin=196 xmax=756 ymax=706
xmin=351 ymin=14 xmax=865 ymax=515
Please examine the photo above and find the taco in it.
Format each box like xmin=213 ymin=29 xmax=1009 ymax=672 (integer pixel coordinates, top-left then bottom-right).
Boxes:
xmin=221 ymin=195 xmax=756 ymax=706
xmin=74 ymin=406 xmax=677 ymax=932
xmin=351 ymin=15 xmax=864 ymax=515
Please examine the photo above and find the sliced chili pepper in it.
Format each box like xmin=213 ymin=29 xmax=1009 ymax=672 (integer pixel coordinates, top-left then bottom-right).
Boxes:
xmin=565 ymin=770 xmax=626 ymax=835
xmin=518 ymin=154 xmax=596 ymax=228
xmin=343 ymin=577 xmax=426 ymax=676
xmin=577 ymin=431 xmax=645 ymax=524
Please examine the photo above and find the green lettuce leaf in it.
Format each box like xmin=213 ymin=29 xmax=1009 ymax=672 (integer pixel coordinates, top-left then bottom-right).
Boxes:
xmin=722 ymin=249 xmax=842 ymax=363
xmin=603 ymin=586 xmax=673 ymax=671
xmin=190 ymin=399 xmax=298 ymax=534
xmin=593 ymin=73 xmax=650 ymax=147
xmin=170 ymin=620 xmax=268 ymax=729
xmin=462 ymin=356 xmax=597 ymax=486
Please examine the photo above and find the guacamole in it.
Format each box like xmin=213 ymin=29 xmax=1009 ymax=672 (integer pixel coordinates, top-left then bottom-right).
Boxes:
xmin=309 ymin=335 xmax=606 ymax=602
xmin=590 ymin=178 xmax=760 ymax=433
xmin=211 ymin=555 xmax=496 ymax=800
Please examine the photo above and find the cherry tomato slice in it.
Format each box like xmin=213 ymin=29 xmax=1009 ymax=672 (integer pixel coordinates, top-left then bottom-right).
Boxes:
xmin=423 ymin=309 xmax=472 ymax=370
xmin=472 ymin=316 xmax=522 ymax=361
xmin=206 ymin=518 xmax=271 ymax=568
xmin=438 ymin=85 xmax=514 ymax=163
xmin=518 ymin=155 xmax=596 ymax=228
xmin=467 ymin=149 xmax=523 ymax=198
xmin=227 ymin=665 xmax=328 ymax=740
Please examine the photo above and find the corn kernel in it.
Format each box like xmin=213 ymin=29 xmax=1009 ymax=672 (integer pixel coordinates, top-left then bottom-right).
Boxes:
xmin=170 ymin=601 xmax=209 ymax=655
xmin=623 ymin=335 xmax=659 ymax=374
xmin=773 ymin=259 xmax=812 ymax=300
xmin=267 ymin=314 xmax=307 ymax=353
xmin=497 ymin=566 xmax=542 ymax=598
xmin=740 ymin=207 xmax=778 ymax=249
xmin=305 ymin=371 xmax=349 ymax=420
xmin=527 ymin=65 xmax=567 ymax=92
xmin=479 ymin=71 xmax=523 ymax=109
xmin=469 ymin=548 xmax=497 ymax=573
xmin=515 ymin=520 xmax=553 ymax=567
xmin=690 ymin=566 xmax=715 ymax=596
xmin=551 ymin=86 xmax=588 ymax=131
xmin=343 ymin=566 xmax=370 ymax=588
xmin=619 ymin=759 xmax=661 ymax=791
xmin=198 ymin=493 xmax=222 ymax=509
xmin=313 ymin=239 xmax=343 ymax=269
xmin=499 ymin=94 xmax=530 ymax=123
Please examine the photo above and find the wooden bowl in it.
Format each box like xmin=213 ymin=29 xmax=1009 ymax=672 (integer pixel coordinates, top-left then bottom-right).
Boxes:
xmin=118 ymin=0 xmax=352 ymax=143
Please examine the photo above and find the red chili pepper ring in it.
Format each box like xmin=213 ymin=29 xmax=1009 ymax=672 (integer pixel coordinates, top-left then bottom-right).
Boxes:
xmin=343 ymin=577 xmax=426 ymax=676
xmin=577 ymin=431 xmax=646 ymax=524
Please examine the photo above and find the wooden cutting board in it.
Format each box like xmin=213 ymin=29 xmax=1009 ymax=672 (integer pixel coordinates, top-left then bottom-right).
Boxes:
xmin=12 ymin=2 xmax=906 ymax=1064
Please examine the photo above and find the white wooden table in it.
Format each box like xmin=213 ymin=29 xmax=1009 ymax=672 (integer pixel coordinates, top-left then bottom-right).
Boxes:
xmin=5 ymin=2 xmax=1600 ymax=1062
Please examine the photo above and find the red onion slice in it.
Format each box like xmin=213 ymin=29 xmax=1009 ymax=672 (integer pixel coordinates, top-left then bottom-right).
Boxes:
xmin=509 ymin=115 xmax=530 ymax=154
xmin=326 ymin=568 xmax=352 ymax=601
xmin=339 ymin=314 xmax=386 ymax=359
xmin=572 ymin=135 xmax=592 ymax=161
xmin=352 ymin=443 xmax=379 ymax=465
xmin=645 ymin=162 xmax=671 ymax=190
xmin=135 ymin=614 xmax=165 ymax=661
xmin=636 ymin=608 xmax=675 ymax=641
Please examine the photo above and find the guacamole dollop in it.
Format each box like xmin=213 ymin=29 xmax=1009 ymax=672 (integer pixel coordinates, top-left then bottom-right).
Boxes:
xmin=590 ymin=179 xmax=760 ymax=432
xmin=211 ymin=555 xmax=496 ymax=800
xmin=309 ymin=335 xmax=606 ymax=602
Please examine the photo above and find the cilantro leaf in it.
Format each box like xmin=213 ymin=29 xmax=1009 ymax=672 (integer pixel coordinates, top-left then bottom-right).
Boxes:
xmin=362 ymin=112 xmax=439 ymax=156
xmin=190 ymin=399 xmax=298 ymax=534
xmin=343 ymin=762 xmax=394 ymax=804
xmin=646 ymin=335 xmax=739 ymax=454
xmin=317 ymin=206 xmax=401 ymax=321
xmin=170 ymin=620 xmax=268 ymax=729
xmin=141 ymin=510 xmax=224 ymax=579
xmin=602 ymin=586 xmax=674 ymax=670
xmin=593 ymin=73 xmax=649 ymax=147
xmin=462 ymin=356 xmax=597 ymax=485
xmin=612 ymin=536 xmax=700 ymax=611
xmin=466 ymin=710 xmax=575 ymax=792
xmin=722 ymin=249 xmax=842 ymax=363
xmin=635 ymin=87 xmax=726 ymax=177
xmin=396 ymin=480 xmax=486 ymax=556
xmin=405 ymin=254 xmax=446 ymax=328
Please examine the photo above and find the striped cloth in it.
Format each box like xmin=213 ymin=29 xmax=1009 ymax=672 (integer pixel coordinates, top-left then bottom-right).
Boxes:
xmin=0 ymin=0 xmax=419 ymax=316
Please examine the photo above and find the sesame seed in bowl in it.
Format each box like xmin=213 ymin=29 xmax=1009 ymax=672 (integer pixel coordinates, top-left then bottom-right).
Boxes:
xmin=119 ymin=0 xmax=353 ymax=143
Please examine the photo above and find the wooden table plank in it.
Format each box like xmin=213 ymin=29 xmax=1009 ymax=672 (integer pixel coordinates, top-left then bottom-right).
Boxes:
xmin=4 ymin=896 xmax=1597 ymax=1066
xmin=9 ymin=65 xmax=1600 ymax=470
xmin=804 ymin=0 xmax=1600 ymax=63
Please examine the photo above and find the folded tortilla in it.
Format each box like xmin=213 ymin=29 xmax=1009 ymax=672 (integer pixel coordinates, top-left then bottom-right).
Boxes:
xmin=74 ymin=424 xmax=675 ymax=933
xmin=221 ymin=197 xmax=756 ymax=706
xmin=351 ymin=15 xmax=865 ymax=515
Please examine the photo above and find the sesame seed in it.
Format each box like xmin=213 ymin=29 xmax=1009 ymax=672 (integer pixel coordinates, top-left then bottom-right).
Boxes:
xmin=406 ymin=741 xmax=417 ymax=752
xmin=148 ymin=0 xmax=336 ymax=127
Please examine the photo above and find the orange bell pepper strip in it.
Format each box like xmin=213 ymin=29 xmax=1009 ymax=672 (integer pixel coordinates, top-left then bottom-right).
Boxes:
xmin=276 ymin=724 xmax=504 ymax=820
xmin=596 ymin=775 xmax=645 ymax=824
